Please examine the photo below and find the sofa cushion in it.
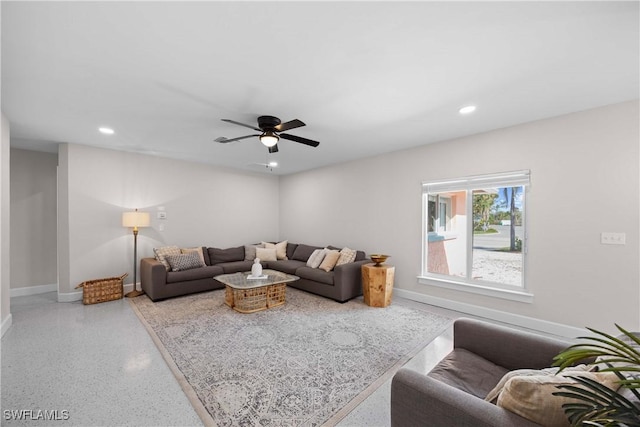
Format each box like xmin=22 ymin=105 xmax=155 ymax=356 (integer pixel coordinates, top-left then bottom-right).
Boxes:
xmin=266 ymin=260 xmax=306 ymax=275
xmin=285 ymin=243 xmax=298 ymax=260
xmin=291 ymin=244 xmax=322 ymax=262
xmin=295 ymin=266 xmax=334 ymax=286
xmin=166 ymin=265 xmax=223 ymax=284
xmin=256 ymin=247 xmax=277 ymax=261
xmin=428 ymin=348 xmax=509 ymax=399
xmin=165 ymin=252 xmax=205 ymax=272
xmin=201 ymin=246 xmax=211 ymax=265
xmin=220 ymin=261 xmax=255 ymax=274
xmin=306 ymin=249 xmax=327 ymax=268
xmin=208 ymin=246 xmax=245 ymax=265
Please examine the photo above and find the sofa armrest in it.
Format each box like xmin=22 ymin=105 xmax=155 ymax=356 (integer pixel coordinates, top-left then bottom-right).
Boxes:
xmin=333 ymin=259 xmax=370 ymax=302
xmin=453 ymin=318 xmax=572 ymax=370
xmin=140 ymin=257 xmax=167 ymax=301
xmin=391 ymin=368 xmax=540 ymax=427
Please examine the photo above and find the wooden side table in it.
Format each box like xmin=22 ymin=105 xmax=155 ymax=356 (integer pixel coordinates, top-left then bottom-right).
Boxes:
xmin=361 ymin=263 xmax=395 ymax=307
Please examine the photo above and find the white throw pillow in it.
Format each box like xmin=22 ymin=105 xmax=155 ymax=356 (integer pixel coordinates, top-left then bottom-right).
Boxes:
xmin=255 ymin=247 xmax=277 ymax=262
xmin=306 ymin=249 xmax=327 ymax=268
xmin=262 ymin=240 xmax=288 ymax=260
xmin=336 ymin=247 xmax=357 ymax=266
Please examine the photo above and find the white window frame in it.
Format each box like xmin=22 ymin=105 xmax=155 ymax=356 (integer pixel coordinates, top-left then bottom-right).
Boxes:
xmin=418 ymin=170 xmax=533 ymax=303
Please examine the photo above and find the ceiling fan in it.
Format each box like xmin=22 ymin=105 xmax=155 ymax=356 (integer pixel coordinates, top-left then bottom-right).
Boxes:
xmin=215 ymin=115 xmax=320 ymax=153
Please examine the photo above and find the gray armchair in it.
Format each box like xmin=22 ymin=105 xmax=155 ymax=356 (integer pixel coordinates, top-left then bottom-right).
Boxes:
xmin=391 ymin=318 xmax=573 ymax=427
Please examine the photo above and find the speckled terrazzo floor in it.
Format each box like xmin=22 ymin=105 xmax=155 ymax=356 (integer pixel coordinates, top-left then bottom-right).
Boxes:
xmin=1 ymin=292 xmax=458 ymax=427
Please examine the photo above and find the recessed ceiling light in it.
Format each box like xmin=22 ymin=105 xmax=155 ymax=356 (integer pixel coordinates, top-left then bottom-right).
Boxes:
xmin=98 ymin=127 xmax=115 ymax=135
xmin=459 ymin=105 xmax=477 ymax=115
xmin=268 ymin=161 xmax=278 ymax=167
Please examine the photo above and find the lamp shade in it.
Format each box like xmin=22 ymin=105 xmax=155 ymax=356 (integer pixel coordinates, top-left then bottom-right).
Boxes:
xmin=260 ymin=132 xmax=279 ymax=147
xmin=122 ymin=210 xmax=150 ymax=228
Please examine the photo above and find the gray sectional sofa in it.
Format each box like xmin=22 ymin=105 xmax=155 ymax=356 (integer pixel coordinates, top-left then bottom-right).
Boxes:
xmin=140 ymin=242 xmax=369 ymax=302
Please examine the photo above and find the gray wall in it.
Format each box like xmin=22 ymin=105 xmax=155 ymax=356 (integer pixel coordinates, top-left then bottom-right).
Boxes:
xmin=57 ymin=144 xmax=280 ymax=298
xmin=279 ymin=101 xmax=640 ymax=334
xmin=10 ymin=148 xmax=57 ymax=289
xmin=1 ymin=113 xmax=11 ymax=335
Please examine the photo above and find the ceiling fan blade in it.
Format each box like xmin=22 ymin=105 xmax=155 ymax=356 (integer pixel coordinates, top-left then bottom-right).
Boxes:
xmin=275 ymin=119 xmax=305 ymax=132
xmin=279 ymin=133 xmax=320 ymax=147
xmin=268 ymin=144 xmax=279 ymax=154
xmin=215 ymin=134 xmax=259 ymax=143
xmin=221 ymin=119 xmax=262 ymax=132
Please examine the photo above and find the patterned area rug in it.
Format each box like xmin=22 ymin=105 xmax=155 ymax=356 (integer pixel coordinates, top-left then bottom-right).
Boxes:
xmin=130 ymin=287 xmax=451 ymax=426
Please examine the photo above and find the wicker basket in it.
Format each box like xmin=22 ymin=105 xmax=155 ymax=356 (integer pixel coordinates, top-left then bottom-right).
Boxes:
xmin=225 ymin=282 xmax=286 ymax=313
xmin=76 ymin=273 xmax=127 ymax=305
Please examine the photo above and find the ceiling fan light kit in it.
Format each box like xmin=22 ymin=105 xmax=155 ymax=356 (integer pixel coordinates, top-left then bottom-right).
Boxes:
xmin=259 ymin=131 xmax=279 ymax=147
xmin=217 ymin=115 xmax=320 ymax=154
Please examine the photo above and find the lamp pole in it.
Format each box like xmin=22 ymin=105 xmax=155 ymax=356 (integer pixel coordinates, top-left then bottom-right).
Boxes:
xmin=126 ymin=225 xmax=144 ymax=298
xmin=123 ymin=209 xmax=149 ymax=298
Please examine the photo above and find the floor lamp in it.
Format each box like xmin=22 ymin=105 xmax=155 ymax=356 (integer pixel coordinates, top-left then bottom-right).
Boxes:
xmin=122 ymin=209 xmax=150 ymax=298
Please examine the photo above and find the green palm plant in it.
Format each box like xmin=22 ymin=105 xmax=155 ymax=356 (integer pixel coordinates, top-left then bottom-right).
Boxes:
xmin=552 ymin=324 xmax=640 ymax=426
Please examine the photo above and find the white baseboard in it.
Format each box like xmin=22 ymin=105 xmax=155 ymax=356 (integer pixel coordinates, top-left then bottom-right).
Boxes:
xmin=1 ymin=313 xmax=12 ymax=337
xmin=10 ymin=283 xmax=57 ymax=298
xmin=394 ymin=288 xmax=586 ymax=339
xmin=58 ymin=283 xmax=137 ymax=302
xmin=57 ymin=290 xmax=83 ymax=302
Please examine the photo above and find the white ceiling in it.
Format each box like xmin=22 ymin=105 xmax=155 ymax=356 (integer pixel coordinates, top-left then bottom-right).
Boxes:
xmin=2 ymin=1 xmax=639 ymax=175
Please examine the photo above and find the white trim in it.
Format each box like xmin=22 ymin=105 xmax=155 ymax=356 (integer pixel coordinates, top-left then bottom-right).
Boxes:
xmin=395 ymin=288 xmax=585 ymax=339
xmin=1 ymin=313 xmax=12 ymax=337
xmin=418 ymin=276 xmax=534 ymax=303
xmin=57 ymin=290 xmax=83 ymax=303
xmin=10 ymin=283 xmax=57 ymax=298
xmin=422 ymin=169 xmax=530 ymax=193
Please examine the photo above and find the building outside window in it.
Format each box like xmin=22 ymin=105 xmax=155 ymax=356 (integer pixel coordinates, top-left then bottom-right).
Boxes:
xmin=421 ymin=170 xmax=530 ymax=291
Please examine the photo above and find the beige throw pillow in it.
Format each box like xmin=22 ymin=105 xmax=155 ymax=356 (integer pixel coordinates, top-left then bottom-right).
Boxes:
xmin=154 ymin=245 xmax=181 ymax=270
xmin=255 ymin=247 xmax=277 ymax=262
xmin=485 ymin=365 xmax=591 ymax=403
xmin=319 ymin=250 xmax=340 ymax=272
xmin=496 ymin=371 xmax=620 ymax=427
xmin=336 ymin=247 xmax=357 ymax=266
xmin=262 ymin=241 xmax=288 ymax=260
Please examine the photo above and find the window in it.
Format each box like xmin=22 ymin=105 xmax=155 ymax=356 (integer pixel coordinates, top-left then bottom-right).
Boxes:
xmin=421 ymin=170 xmax=530 ymax=293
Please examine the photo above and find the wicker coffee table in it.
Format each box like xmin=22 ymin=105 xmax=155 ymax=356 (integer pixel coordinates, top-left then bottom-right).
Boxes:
xmin=215 ymin=269 xmax=299 ymax=314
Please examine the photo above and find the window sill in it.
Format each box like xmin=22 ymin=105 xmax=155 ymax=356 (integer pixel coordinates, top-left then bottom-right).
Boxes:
xmin=417 ymin=276 xmax=534 ymax=303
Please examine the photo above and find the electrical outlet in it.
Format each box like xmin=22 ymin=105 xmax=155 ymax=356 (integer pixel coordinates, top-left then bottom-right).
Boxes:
xmin=601 ymin=232 xmax=626 ymax=245
xmin=157 ymin=211 xmax=167 ymax=220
